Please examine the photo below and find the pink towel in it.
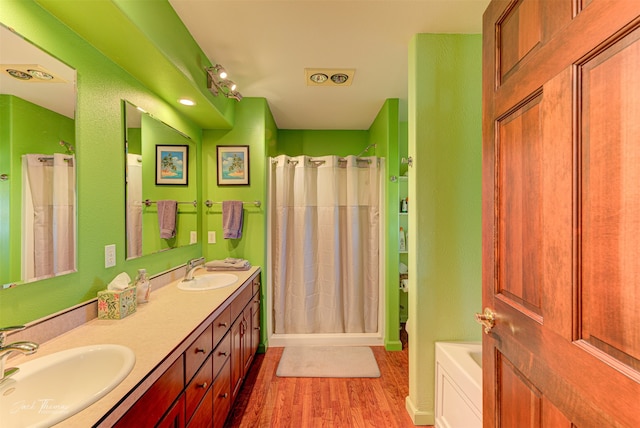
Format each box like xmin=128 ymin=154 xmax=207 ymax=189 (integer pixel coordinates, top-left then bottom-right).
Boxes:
xmin=157 ymin=200 xmax=177 ymax=239
xmin=222 ymin=201 xmax=244 ymax=239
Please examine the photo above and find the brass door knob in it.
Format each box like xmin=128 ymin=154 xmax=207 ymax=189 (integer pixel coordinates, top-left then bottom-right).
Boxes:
xmin=475 ymin=308 xmax=496 ymax=334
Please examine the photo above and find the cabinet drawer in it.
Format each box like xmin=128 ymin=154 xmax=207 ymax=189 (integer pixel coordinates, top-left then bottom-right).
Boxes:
xmin=212 ymin=306 xmax=231 ymax=347
xmin=185 ymin=324 xmax=213 ymax=383
xmin=114 ymin=355 xmax=184 ymax=427
xmin=231 ymin=284 xmax=252 ymax=321
xmin=187 ymin=386 xmax=213 ymax=428
xmin=213 ymin=332 xmax=231 ymax=378
xmin=185 ymin=354 xmax=213 ymax=423
xmin=252 ymin=275 xmax=261 ymax=295
xmin=213 ymin=359 xmax=232 ymax=428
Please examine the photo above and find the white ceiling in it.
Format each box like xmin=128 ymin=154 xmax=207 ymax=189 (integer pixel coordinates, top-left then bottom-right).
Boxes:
xmin=170 ymin=0 xmax=490 ymax=130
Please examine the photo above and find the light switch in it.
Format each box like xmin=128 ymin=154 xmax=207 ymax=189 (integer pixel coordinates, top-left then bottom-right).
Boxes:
xmin=105 ymin=244 xmax=116 ymax=268
xmin=208 ymin=231 xmax=216 ymax=244
xmin=190 ymin=231 xmax=197 ymax=244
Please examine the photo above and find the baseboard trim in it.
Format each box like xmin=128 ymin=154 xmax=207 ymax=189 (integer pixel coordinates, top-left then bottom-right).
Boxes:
xmin=405 ymin=395 xmax=435 ymax=426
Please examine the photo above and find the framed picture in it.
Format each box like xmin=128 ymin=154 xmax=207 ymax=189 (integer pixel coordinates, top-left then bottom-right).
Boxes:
xmin=156 ymin=145 xmax=188 ymax=185
xmin=217 ymin=145 xmax=250 ymax=185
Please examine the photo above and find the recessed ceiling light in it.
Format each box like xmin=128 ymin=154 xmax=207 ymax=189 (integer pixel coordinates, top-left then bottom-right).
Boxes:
xmin=178 ymin=98 xmax=195 ymax=106
xmin=330 ymin=73 xmax=349 ymax=84
xmin=27 ymin=69 xmax=54 ymax=80
xmin=310 ymin=73 xmax=328 ymax=84
xmin=305 ymin=68 xmax=355 ymax=86
xmin=6 ymin=68 xmax=32 ymax=80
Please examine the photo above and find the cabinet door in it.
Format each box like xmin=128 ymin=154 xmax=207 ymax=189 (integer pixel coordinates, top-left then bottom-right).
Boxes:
xmin=114 ymin=356 xmax=184 ymax=428
xmin=250 ymin=294 xmax=260 ymax=358
xmin=157 ymin=393 xmax=185 ymax=428
xmin=242 ymin=305 xmax=253 ymax=374
xmin=230 ymin=315 xmax=244 ymax=400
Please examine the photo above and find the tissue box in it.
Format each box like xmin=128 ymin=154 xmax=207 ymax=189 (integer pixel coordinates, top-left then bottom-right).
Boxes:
xmin=97 ymin=286 xmax=137 ymax=319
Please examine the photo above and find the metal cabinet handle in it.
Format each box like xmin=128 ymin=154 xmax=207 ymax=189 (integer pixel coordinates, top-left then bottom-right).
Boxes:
xmin=219 ymin=322 xmax=228 ymax=328
xmin=219 ymin=393 xmax=229 ymax=399
xmin=195 ymin=347 xmax=207 ymax=354
xmin=218 ymin=351 xmax=228 ymax=357
xmin=197 ymin=382 xmax=208 ymax=389
xmin=475 ymin=308 xmax=496 ymax=334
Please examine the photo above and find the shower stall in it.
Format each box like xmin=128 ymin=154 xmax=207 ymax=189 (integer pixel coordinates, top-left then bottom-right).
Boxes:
xmin=267 ymin=154 xmax=386 ymax=347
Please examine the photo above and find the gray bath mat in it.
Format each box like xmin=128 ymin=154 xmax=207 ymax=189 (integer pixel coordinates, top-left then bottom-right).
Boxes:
xmin=276 ymin=346 xmax=380 ymax=378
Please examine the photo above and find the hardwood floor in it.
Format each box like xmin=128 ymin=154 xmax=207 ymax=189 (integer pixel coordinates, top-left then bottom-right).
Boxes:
xmin=224 ymin=342 xmax=418 ymax=427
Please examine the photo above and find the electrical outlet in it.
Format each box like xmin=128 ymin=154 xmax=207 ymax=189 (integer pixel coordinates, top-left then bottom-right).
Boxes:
xmin=208 ymin=231 xmax=216 ymax=244
xmin=105 ymin=244 xmax=116 ymax=268
xmin=190 ymin=231 xmax=197 ymax=244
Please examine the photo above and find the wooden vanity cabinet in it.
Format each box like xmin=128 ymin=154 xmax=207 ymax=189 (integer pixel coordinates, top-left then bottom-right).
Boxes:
xmin=113 ymin=356 xmax=184 ymax=428
xmin=112 ymin=270 xmax=260 ymax=428
xmin=231 ymin=276 xmax=261 ymax=401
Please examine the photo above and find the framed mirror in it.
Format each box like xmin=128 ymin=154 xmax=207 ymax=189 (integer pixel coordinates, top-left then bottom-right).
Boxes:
xmin=0 ymin=24 xmax=77 ymax=288
xmin=123 ymin=100 xmax=197 ymax=260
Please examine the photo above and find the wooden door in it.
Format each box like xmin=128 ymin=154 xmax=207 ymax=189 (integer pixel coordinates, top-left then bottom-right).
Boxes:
xmin=482 ymin=1 xmax=640 ymax=426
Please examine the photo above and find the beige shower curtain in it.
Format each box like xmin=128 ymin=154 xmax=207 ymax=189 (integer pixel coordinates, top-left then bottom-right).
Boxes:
xmin=23 ymin=153 xmax=76 ymax=281
xmin=270 ymin=154 xmax=381 ymax=334
xmin=126 ymin=153 xmax=143 ymax=258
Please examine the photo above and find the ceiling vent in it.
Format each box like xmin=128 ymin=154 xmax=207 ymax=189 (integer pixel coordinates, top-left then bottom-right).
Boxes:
xmin=305 ymin=68 xmax=355 ymax=86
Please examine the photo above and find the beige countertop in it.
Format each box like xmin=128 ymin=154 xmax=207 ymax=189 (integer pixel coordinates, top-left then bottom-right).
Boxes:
xmin=7 ymin=266 xmax=261 ymax=427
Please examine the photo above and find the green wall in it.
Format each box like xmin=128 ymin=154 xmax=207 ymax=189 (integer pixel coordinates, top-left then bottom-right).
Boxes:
xmin=202 ymin=98 xmax=271 ymax=348
xmin=0 ymin=0 xmax=202 ymax=326
xmin=406 ymin=34 xmax=482 ymax=424
xmin=274 ymin=129 xmax=369 ymax=156
xmin=0 ymin=95 xmax=75 ymax=286
xmin=368 ymin=99 xmax=403 ymax=351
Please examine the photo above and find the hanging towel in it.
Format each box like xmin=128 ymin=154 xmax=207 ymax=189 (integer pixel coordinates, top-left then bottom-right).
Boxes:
xmin=157 ymin=200 xmax=177 ymax=239
xmin=222 ymin=200 xmax=244 ymax=239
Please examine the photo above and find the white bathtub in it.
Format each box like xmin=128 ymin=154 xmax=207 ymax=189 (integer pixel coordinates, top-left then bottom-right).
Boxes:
xmin=435 ymin=342 xmax=482 ymax=428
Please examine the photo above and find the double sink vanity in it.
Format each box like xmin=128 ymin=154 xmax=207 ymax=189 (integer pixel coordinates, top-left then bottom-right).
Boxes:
xmin=1 ymin=266 xmax=261 ymax=427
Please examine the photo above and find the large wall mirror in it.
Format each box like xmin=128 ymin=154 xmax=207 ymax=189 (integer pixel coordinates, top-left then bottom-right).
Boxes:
xmin=124 ymin=100 xmax=197 ymax=260
xmin=0 ymin=24 xmax=77 ymax=288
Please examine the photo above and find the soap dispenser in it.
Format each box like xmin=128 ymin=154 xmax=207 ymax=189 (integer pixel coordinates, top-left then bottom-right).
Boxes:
xmin=135 ymin=268 xmax=151 ymax=304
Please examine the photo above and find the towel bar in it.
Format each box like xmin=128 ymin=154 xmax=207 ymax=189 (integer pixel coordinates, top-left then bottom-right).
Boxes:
xmin=205 ymin=200 xmax=261 ymax=208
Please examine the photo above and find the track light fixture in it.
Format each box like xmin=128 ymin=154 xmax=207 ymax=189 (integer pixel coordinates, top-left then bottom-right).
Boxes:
xmin=206 ymin=64 xmax=243 ymax=101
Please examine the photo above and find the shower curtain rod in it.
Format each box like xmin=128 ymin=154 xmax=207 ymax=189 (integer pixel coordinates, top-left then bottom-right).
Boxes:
xmin=38 ymin=156 xmax=73 ymax=162
xmin=275 ymin=157 xmax=377 ymax=166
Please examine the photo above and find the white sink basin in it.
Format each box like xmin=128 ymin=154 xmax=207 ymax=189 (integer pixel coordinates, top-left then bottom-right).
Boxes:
xmin=177 ymin=273 xmax=238 ymax=291
xmin=0 ymin=344 xmax=135 ymax=427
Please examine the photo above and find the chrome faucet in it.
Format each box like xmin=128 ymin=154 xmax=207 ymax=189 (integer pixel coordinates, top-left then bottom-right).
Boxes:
xmin=184 ymin=257 xmax=206 ymax=281
xmin=0 ymin=326 xmax=39 ymax=384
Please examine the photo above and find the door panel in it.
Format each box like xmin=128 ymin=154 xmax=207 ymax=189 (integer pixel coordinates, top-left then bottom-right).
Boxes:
xmin=498 ymin=353 xmax=542 ymax=428
xmin=483 ymin=1 xmax=640 ymax=426
xmin=580 ymin=26 xmax=640 ymax=370
xmin=497 ymin=92 xmax=544 ymax=316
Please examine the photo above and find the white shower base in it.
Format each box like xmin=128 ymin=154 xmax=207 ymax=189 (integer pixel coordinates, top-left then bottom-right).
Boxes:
xmin=269 ymin=332 xmax=384 ymax=347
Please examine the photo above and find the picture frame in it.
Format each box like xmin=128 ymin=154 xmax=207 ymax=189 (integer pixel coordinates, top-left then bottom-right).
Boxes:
xmin=156 ymin=145 xmax=188 ymax=185
xmin=217 ymin=145 xmax=250 ymax=186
